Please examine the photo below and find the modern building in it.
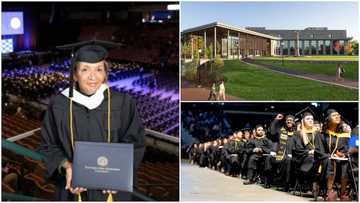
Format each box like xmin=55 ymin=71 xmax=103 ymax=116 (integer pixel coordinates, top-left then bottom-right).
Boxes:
xmin=246 ymin=27 xmax=351 ymax=56
xmin=181 ymin=22 xmax=281 ymax=59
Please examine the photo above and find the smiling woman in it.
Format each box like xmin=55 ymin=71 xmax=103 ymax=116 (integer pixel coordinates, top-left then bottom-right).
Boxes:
xmin=38 ymin=44 xmax=145 ymax=201
xmin=74 ymin=60 xmax=107 ymax=96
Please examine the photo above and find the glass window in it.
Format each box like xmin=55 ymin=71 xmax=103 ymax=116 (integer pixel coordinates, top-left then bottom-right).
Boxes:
xmin=304 ymin=40 xmax=310 ymax=55
xmin=229 ymin=36 xmax=239 ymax=57
xmin=282 ymin=40 xmax=289 ymax=55
xmin=298 ymin=40 xmax=303 ymax=55
xmin=325 ymin=40 xmax=331 ymax=55
xmin=318 ymin=40 xmax=324 ymax=55
xmin=289 ymin=40 xmax=295 ymax=55
xmin=311 ymin=40 xmax=317 ymax=55
xmin=221 ymin=38 xmax=227 ymax=57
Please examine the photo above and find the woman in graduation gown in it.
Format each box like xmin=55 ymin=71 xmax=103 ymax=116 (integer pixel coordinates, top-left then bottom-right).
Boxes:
xmin=292 ymin=112 xmax=328 ymax=196
xmin=321 ymin=109 xmax=352 ymax=201
xmin=39 ymin=45 xmax=145 ymax=201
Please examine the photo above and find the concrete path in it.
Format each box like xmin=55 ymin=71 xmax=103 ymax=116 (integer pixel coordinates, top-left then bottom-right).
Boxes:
xmin=181 ymin=162 xmax=312 ymax=201
xmin=244 ymin=60 xmax=358 ymax=90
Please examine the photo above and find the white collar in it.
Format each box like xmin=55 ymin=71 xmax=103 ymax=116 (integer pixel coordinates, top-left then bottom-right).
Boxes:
xmin=61 ymin=84 xmax=109 ymax=110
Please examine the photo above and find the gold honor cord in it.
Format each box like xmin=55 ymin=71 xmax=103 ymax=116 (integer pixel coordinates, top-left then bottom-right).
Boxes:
xmin=329 ymin=134 xmax=339 ymax=157
xmin=326 ymin=130 xmax=349 ymax=157
xmin=326 ymin=130 xmax=351 ymax=138
xmin=69 ymin=88 xmax=113 ymax=202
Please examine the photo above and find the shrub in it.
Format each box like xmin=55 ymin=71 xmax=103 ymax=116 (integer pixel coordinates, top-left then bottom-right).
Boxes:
xmin=214 ymin=56 xmax=224 ymax=69
xmin=183 ymin=60 xmax=198 ymax=81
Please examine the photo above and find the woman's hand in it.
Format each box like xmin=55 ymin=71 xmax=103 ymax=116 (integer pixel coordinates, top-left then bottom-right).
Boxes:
xmin=63 ymin=161 xmax=87 ymax=194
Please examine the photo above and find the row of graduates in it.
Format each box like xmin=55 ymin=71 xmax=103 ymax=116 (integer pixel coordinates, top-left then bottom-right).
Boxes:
xmin=188 ymin=109 xmax=357 ymax=201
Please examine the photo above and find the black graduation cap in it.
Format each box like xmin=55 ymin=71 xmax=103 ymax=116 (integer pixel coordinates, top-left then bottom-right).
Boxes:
xmin=294 ymin=106 xmax=317 ymax=122
xmin=241 ymin=123 xmax=252 ymax=131
xmin=323 ymin=108 xmax=351 ymax=126
xmin=56 ymin=40 xmax=122 ymax=97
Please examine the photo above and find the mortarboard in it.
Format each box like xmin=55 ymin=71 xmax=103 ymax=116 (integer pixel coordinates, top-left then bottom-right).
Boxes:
xmin=325 ymin=109 xmax=338 ymax=121
xmin=294 ymin=106 xmax=316 ymax=122
xmin=255 ymin=124 xmax=263 ymax=129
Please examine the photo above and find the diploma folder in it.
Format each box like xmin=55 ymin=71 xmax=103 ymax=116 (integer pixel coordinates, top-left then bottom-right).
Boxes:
xmin=72 ymin=141 xmax=133 ymax=192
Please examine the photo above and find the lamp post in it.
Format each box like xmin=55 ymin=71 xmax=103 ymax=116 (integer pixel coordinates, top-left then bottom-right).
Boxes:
xmin=294 ymin=31 xmax=300 ymax=57
xmin=280 ymin=41 xmax=285 ymax=66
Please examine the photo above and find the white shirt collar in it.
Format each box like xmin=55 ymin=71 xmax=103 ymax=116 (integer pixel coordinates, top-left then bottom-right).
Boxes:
xmin=61 ymin=84 xmax=109 ymax=110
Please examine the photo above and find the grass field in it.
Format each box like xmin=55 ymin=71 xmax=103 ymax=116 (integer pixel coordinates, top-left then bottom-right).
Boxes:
xmin=216 ymin=60 xmax=358 ymax=100
xmin=252 ymin=60 xmax=358 ymax=80
xmin=253 ymin=56 xmax=359 ymax=61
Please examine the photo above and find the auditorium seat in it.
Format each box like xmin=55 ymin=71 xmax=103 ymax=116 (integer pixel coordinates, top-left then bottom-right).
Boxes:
xmin=2 ymin=182 xmax=16 ymax=193
xmin=23 ymin=173 xmax=55 ymax=200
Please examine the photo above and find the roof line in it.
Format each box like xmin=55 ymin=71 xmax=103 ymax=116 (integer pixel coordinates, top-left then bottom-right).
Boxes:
xmin=182 ymin=21 xmax=281 ymax=40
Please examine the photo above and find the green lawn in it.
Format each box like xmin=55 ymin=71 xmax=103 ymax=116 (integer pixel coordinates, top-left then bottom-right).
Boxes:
xmin=216 ymin=60 xmax=358 ymax=100
xmin=252 ymin=60 xmax=358 ymax=80
xmin=254 ymin=56 xmax=359 ymax=61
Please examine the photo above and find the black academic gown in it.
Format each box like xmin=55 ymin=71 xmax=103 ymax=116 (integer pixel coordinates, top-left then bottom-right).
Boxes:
xmin=224 ymin=140 xmax=241 ymax=164
xmin=199 ymin=149 xmax=208 ymax=167
xmin=264 ymin=128 xmax=295 ymax=186
xmin=322 ymin=131 xmax=349 ymax=179
xmin=246 ymin=136 xmax=273 ymax=180
xmin=240 ymin=140 xmax=250 ymax=174
xmin=38 ymin=89 xmax=145 ymax=201
xmin=292 ymin=131 xmax=327 ymax=175
xmin=208 ymin=145 xmax=218 ymax=169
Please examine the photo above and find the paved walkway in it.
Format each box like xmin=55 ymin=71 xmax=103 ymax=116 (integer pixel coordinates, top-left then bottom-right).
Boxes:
xmin=181 ymin=80 xmax=244 ymax=101
xmin=244 ymin=60 xmax=358 ymax=90
xmin=181 ymin=162 xmax=311 ymax=201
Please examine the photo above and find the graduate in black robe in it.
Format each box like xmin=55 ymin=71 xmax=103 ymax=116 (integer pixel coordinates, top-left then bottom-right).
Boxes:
xmin=198 ymin=143 xmax=208 ymax=167
xmin=213 ymin=138 xmax=224 ymax=171
xmin=39 ymin=44 xmax=145 ymax=201
xmin=213 ymin=139 xmax=223 ymax=171
xmin=219 ymin=137 xmax=229 ymax=173
xmin=189 ymin=143 xmax=198 ymax=165
xmin=321 ymin=109 xmax=351 ymax=201
xmin=292 ymin=112 xmax=327 ymax=197
xmin=223 ymin=133 xmax=242 ymax=176
xmin=208 ymin=140 xmax=219 ymax=170
xmin=265 ymin=114 xmax=296 ymax=190
xmin=240 ymin=130 xmax=251 ymax=179
xmin=194 ymin=143 xmax=202 ymax=166
xmin=243 ymin=125 xmax=273 ymax=185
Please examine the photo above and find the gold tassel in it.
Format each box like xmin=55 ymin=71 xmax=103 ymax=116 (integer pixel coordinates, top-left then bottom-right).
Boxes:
xmin=107 ymin=193 xmax=113 ymax=202
xmin=77 ymin=193 xmax=82 ymax=202
xmin=318 ymin=165 xmax=322 ymax=174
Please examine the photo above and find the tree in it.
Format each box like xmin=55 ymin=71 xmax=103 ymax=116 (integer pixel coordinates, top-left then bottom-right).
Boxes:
xmin=205 ymin=43 xmax=213 ymax=59
xmin=181 ymin=41 xmax=191 ymax=59
xmin=333 ymin=40 xmax=341 ymax=54
xmin=345 ymin=41 xmax=353 ymax=55
xmin=214 ymin=56 xmax=224 ymax=69
xmin=193 ymin=36 xmax=204 ymax=59
xmin=351 ymin=40 xmax=358 ymax=55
